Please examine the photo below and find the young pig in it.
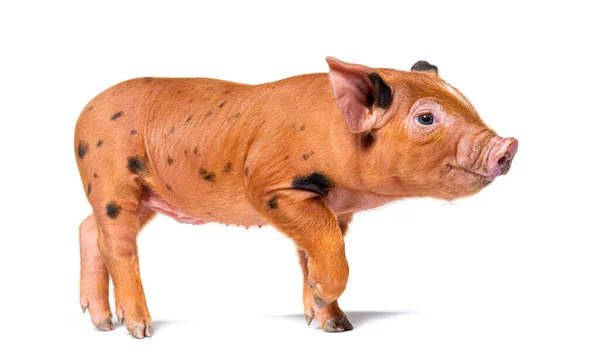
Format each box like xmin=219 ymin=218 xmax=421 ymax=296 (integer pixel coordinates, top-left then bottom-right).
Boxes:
xmin=75 ymin=57 xmax=518 ymax=338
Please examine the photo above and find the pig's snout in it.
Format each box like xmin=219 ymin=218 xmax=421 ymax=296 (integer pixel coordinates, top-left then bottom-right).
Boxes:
xmin=486 ymin=137 xmax=518 ymax=177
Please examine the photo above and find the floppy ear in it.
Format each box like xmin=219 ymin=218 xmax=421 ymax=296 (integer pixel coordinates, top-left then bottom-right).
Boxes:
xmin=410 ymin=60 xmax=439 ymax=76
xmin=326 ymin=57 xmax=393 ymax=133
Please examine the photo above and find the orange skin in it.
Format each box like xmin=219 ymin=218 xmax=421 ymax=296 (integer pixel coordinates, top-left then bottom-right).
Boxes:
xmin=75 ymin=57 xmax=516 ymax=338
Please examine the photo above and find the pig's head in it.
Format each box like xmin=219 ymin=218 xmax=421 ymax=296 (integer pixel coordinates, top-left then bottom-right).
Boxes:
xmin=327 ymin=57 xmax=518 ymax=200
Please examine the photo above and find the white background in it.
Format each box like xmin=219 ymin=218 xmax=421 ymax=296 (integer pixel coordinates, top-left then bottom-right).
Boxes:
xmin=1 ymin=1 xmax=598 ymax=363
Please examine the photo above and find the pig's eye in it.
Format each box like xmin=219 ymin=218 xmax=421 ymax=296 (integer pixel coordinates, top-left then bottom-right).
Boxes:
xmin=416 ymin=113 xmax=435 ymax=125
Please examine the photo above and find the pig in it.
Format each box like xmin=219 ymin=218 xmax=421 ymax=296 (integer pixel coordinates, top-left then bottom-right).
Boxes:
xmin=74 ymin=57 xmax=518 ymax=338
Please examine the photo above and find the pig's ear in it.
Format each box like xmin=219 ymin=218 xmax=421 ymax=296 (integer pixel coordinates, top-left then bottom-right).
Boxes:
xmin=326 ymin=57 xmax=393 ymax=133
xmin=411 ymin=60 xmax=439 ymax=76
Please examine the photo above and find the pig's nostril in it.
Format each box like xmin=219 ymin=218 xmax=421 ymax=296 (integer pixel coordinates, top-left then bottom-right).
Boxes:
xmin=485 ymin=137 xmax=518 ymax=177
xmin=497 ymin=156 xmax=507 ymax=167
xmin=495 ymin=153 xmax=514 ymax=175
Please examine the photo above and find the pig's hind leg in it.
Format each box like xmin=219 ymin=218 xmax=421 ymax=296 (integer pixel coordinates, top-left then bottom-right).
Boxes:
xmin=79 ymin=214 xmax=113 ymax=331
xmin=95 ymin=191 xmax=154 ymax=339
xmin=79 ymin=207 xmax=156 ymax=333
xmin=75 ymin=104 xmax=157 ymax=338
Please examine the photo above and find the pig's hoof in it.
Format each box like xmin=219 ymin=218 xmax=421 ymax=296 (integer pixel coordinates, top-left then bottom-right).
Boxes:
xmin=323 ymin=316 xmax=353 ymax=332
xmin=305 ymin=314 xmax=313 ymax=326
xmin=128 ymin=323 xmax=152 ymax=339
xmin=116 ymin=302 xmax=153 ymax=338
xmin=82 ymin=302 xmax=113 ymax=332
xmin=94 ymin=317 xmax=115 ymax=331
xmin=304 ymin=297 xmax=351 ymax=332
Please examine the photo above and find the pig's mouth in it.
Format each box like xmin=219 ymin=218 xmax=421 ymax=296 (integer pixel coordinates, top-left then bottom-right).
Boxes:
xmin=446 ymin=164 xmax=494 ymax=186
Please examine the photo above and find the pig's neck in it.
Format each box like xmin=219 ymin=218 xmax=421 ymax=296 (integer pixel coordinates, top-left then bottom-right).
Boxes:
xmin=322 ymin=98 xmax=408 ymax=214
xmin=323 ymin=134 xmax=404 ymax=214
xmin=322 ymin=187 xmax=399 ymax=216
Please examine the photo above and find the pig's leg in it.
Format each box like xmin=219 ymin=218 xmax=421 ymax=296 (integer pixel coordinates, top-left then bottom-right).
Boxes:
xmin=79 ymin=214 xmax=112 ymax=330
xmin=253 ymin=190 xmax=350 ymax=311
xmin=96 ymin=205 xmax=151 ymax=338
xmin=88 ymin=174 xmax=154 ymax=339
xmin=299 ymin=213 xmax=354 ymax=332
xmin=79 ymin=207 xmax=156 ymax=332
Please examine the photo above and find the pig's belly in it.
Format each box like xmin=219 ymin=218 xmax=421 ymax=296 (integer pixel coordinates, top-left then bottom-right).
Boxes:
xmin=141 ymin=187 xmax=396 ymax=228
xmin=142 ymin=193 xmax=206 ymax=225
xmin=141 ymin=192 xmax=268 ymax=228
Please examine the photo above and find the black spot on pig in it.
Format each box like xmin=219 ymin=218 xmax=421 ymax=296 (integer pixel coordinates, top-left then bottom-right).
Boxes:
xmin=267 ymin=197 xmax=278 ymax=210
xmin=244 ymin=167 xmax=249 ymax=177
xmin=302 ymin=150 xmax=315 ymax=160
xmin=166 ymin=184 xmax=173 ymax=191
xmin=111 ymin=111 xmax=124 ymax=120
xmin=127 ymin=156 xmax=147 ymax=174
xmin=410 ymin=60 xmax=438 ymax=74
xmin=198 ymin=167 xmax=216 ymax=181
xmin=167 ymin=156 xmax=174 ymax=165
xmin=96 ymin=140 xmax=103 ymax=147
xmin=93 ymin=173 xmax=98 ymax=179
xmin=223 ymin=162 xmax=232 ymax=173
xmin=292 ymin=173 xmax=333 ymax=197
xmin=218 ymin=101 xmax=226 ymax=108
xmin=299 ymin=125 xmax=305 ymax=131
xmin=186 ymin=116 xmax=193 ymax=122
xmin=130 ymin=129 xmax=137 ymax=135
xmin=77 ymin=141 xmax=89 ymax=159
xmin=234 ymin=112 xmax=241 ymax=119
xmin=169 ymin=127 xmax=175 ymax=134
xmin=87 ymin=183 xmax=92 ymax=196
xmin=106 ymin=201 xmax=121 ymax=219
xmin=368 ymin=73 xmax=392 ymax=109
xmin=176 ymin=90 xmax=182 ymax=94
xmin=205 ymin=112 xmax=213 ymax=117
xmin=143 ymin=77 xmax=153 ymax=82
xmin=87 ymin=106 xmax=94 ymax=111
xmin=193 ymin=147 xmax=199 ymax=155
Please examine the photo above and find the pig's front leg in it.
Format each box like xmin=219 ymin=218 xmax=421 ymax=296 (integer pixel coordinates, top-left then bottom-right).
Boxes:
xmin=298 ymin=212 xmax=354 ymax=331
xmin=253 ymin=190 xmax=350 ymax=311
